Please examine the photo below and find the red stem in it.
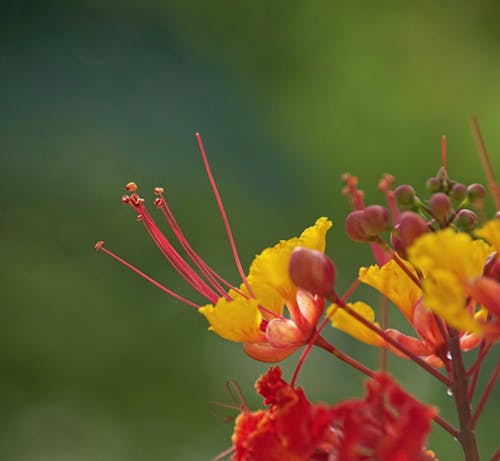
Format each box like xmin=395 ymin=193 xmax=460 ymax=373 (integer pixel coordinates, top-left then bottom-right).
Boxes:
xmin=470 ymin=117 xmax=500 ymax=212
xmin=448 ymin=328 xmax=480 ymax=461
xmin=328 ymin=291 xmax=451 ymax=386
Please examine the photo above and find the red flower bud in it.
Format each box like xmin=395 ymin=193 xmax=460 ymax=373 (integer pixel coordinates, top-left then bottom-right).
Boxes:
xmin=361 ymin=205 xmax=390 ymax=236
xmin=398 ymin=212 xmax=428 ymax=248
xmin=345 ymin=210 xmax=371 ymax=242
xmin=289 ymin=247 xmax=336 ymax=295
xmin=429 ymin=192 xmax=451 ymax=220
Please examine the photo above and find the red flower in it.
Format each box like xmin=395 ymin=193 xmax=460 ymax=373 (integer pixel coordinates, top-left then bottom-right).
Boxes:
xmin=330 ymin=373 xmax=437 ymax=461
xmin=231 ymin=367 xmax=333 ymax=461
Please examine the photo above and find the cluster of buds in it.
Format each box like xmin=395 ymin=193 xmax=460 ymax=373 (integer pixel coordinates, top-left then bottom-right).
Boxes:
xmin=97 ymin=127 xmax=499 ymax=461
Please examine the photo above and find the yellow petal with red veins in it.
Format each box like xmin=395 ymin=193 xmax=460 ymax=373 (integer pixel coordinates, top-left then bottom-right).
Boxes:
xmin=359 ymin=260 xmax=421 ymax=320
xmin=475 ymin=219 xmax=500 ymax=252
xmin=248 ymin=217 xmax=332 ymax=301
xmin=327 ymin=301 xmax=383 ymax=346
xmin=199 ymin=289 xmax=265 ymax=343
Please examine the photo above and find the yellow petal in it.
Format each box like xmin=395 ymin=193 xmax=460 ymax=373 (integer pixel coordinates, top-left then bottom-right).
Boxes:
xmin=359 ymin=260 xmax=421 ymax=319
xmin=475 ymin=219 xmax=500 ymax=253
xmin=408 ymin=228 xmax=491 ymax=281
xmin=327 ymin=301 xmax=383 ymax=346
xmin=199 ymin=289 xmax=265 ymax=343
xmin=248 ymin=217 xmax=332 ymax=301
xmin=421 ymin=269 xmax=480 ymax=333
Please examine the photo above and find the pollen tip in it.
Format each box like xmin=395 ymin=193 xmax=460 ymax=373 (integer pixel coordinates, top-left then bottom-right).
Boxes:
xmin=94 ymin=241 xmax=104 ymax=251
xmin=154 ymin=186 xmax=164 ymax=195
xmin=126 ymin=181 xmax=137 ymax=192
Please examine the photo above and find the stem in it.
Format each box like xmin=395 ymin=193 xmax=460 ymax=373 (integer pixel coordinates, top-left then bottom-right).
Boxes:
xmin=328 ymin=291 xmax=451 ymax=386
xmin=314 ymin=335 xmax=375 ymax=378
xmin=470 ymin=117 xmax=500 ymax=212
xmin=471 ymin=357 xmax=500 ymax=428
xmin=491 ymin=447 xmax=500 ymax=461
xmin=448 ymin=328 xmax=480 ymax=461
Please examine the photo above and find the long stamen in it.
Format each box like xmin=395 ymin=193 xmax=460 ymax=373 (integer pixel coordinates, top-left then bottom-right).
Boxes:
xmin=154 ymin=189 xmax=236 ymax=298
xmin=125 ymin=187 xmax=222 ymax=304
xmin=94 ymin=241 xmax=200 ymax=309
xmin=134 ymin=198 xmax=221 ymax=303
xmin=196 ymin=133 xmax=255 ymax=298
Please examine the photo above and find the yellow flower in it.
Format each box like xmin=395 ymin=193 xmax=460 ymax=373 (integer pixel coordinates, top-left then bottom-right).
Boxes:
xmin=327 ymin=301 xmax=383 ymax=346
xmin=359 ymin=260 xmax=421 ymax=320
xmin=475 ymin=219 xmax=500 ymax=252
xmin=408 ymin=229 xmax=491 ymax=333
xmin=199 ymin=218 xmax=332 ymax=355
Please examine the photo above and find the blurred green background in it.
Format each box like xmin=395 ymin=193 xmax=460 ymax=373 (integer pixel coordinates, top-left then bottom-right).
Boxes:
xmin=1 ymin=1 xmax=499 ymax=460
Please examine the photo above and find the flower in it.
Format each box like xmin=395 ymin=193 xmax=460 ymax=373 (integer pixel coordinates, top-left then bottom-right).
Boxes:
xmin=330 ymin=373 xmax=437 ymax=461
xmin=200 ymin=217 xmax=332 ymax=362
xmin=231 ymin=367 xmax=333 ymax=461
xmin=96 ymin=136 xmax=333 ymax=362
xmin=230 ymin=368 xmax=436 ymax=461
xmin=408 ymin=228 xmax=492 ymax=333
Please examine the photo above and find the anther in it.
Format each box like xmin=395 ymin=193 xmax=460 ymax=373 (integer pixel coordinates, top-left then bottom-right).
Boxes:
xmin=154 ymin=186 xmax=164 ymax=195
xmin=154 ymin=197 xmax=163 ymax=208
xmin=126 ymin=182 xmax=137 ymax=192
xmin=121 ymin=195 xmax=130 ymax=204
xmin=136 ymin=214 xmax=143 ymax=222
xmin=94 ymin=241 xmax=104 ymax=251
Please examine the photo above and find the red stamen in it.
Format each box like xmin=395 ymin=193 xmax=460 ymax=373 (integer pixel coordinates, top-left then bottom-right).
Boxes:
xmin=154 ymin=191 xmax=234 ymax=299
xmin=132 ymin=199 xmax=221 ymax=303
xmin=441 ymin=135 xmax=447 ymax=172
xmin=95 ymin=242 xmax=200 ymax=309
xmin=196 ymin=133 xmax=255 ymax=298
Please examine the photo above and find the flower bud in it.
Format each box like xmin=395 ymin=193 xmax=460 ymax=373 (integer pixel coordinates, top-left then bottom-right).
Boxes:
xmin=398 ymin=212 xmax=428 ymax=248
xmin=453 ymin=209 xmax=478 ymax=232
xmin=345 ymin=210 xmax=371 ymax=242
xmin=426 ymin=177 xmax=441 ymax=194
xmin=394 ymin=185 xmax=416 ymax=210
xmin=467 ymin=183 xmax=486 ymax=204
xmin=289 ymin=247 xmax=336 ymax=296
xmin=429 ymin=192 xmax=451 ymax=220
xmin=450 ymin=183 xmax=467 ymax=202
xmin=361 ymin=205 xmax=390 ymax=236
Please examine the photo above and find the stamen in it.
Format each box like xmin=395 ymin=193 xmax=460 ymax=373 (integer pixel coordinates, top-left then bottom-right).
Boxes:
xmin=154 ymin=191 xmax=234 ymax=299
xmin=196 ymin=133 xmax=255 ymax=298
xmin=95 ymin=242 xmax=200 ymax=309
xmin=133 ymin=200 xmax=221 ymax=303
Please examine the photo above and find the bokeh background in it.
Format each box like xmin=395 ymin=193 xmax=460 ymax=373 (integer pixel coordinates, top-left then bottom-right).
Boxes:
xmin=1 ymin=1 xmax=499 ymax=460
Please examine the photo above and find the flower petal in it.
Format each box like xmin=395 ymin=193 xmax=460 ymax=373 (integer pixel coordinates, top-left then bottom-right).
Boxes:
xmin=359 ymin=259 xmax=421 ymax=320
xmin=248 ymin=217 xmax=332 ymax=302
xmin=199 ymin=289 xmax=265 ymax=343
xmin=328 ymin=301 xmax=383 ymax=346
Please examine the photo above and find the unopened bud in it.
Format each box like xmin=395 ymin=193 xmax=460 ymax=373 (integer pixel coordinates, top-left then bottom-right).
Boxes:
xmin=450 ymin=183 xmax=467 ymax=202
xmin=429 ymin=192 xmax=451 ymax=220
xmin=361 ymin=205 xmax=390 ymax=236
xmin=453 ymin=209 xmax=478 ymax=232
xmin=345 ymin=210 xmax=371 ymax=242
xmin=398 ymin=212 xmax=428 ymax=248
xmin=289 ymin=247 xmax=336 ymax=296
xmin=394 ymin=185 xmax=416 ymax=210
xmin=426 ymin=177 xmax=441 ymax=194
xmin=467 ymin=184 xmax=486 ymax=204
